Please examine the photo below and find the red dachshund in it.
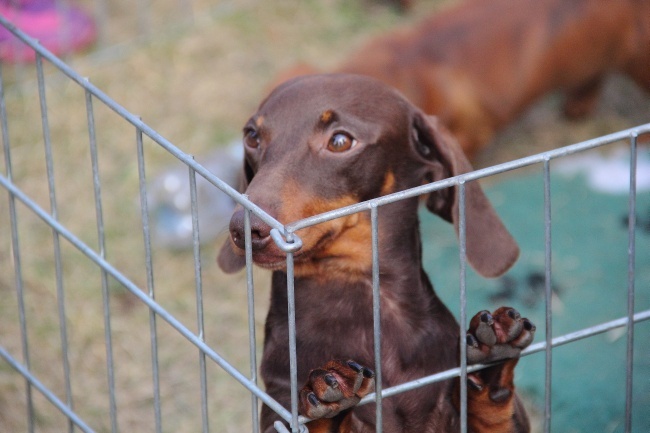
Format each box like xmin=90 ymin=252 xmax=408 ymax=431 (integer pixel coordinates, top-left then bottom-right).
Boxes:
xmin=279 ymin=0 xmax=650 ymax=158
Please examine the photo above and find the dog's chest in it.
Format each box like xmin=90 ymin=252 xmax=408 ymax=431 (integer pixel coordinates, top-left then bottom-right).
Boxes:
xmin=264 ymin=273 xmax=458 ymax=383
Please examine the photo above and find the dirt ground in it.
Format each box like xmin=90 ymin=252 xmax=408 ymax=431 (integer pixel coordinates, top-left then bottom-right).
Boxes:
xmin=0 ymin=0 xmax=648 ymax=432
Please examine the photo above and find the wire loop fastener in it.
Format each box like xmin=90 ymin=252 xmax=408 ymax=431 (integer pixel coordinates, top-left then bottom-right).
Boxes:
xmin=270 ymin=228 xmax=303 ymax=253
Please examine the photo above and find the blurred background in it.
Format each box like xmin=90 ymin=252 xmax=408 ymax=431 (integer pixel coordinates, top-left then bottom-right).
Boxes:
xmin=0 ymin=0 xmax=649 ymax=432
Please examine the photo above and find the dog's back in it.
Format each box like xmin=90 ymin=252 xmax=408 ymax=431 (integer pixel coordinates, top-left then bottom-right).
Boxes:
xmin=334 ymin=0 xmax=650 ymax=156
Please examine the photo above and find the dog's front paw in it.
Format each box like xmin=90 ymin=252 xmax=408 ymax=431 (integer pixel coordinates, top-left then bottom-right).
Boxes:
xmin=466 ymin=307 xmax=535 ymax=365
xmin=299 ymin=360 xmax=375 ymax=419
xmin=464 ymin=307 xmax=535 ymax=403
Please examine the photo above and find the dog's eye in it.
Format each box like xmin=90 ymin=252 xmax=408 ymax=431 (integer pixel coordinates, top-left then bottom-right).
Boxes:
xmin=244 ymin=128 xmax=261 ymax=149
xmin=327 ymin=132 xmax=355 ymax=152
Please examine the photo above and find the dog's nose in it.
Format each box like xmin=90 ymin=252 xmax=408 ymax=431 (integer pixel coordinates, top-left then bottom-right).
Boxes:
xmin=229 ymin=209 xmax=272 ymax=251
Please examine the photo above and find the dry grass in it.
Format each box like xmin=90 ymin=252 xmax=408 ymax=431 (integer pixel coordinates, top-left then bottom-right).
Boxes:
xmin=0 ymin=0 xmax=648 ymax=432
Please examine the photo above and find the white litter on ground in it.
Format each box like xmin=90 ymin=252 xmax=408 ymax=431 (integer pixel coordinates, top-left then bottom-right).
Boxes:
xmin=554 ymin=146 xmax=650 ymax=194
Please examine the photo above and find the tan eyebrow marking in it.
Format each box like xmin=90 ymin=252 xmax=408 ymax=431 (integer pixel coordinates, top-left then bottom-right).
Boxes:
xmin=318 ymin=109 xmax=338 ymax=126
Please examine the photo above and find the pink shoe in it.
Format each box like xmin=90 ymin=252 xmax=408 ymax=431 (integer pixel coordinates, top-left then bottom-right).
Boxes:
xmin=0 ymin=0 xmax=96 ymax=62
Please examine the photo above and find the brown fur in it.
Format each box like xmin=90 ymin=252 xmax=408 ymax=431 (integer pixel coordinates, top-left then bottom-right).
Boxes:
xmin=278 ymin=0 xmax=650 ymax=158
xmin=219 ymin=74 xmax=534 ymax=432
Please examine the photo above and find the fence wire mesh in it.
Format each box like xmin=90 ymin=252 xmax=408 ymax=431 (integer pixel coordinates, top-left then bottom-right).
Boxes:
xmin=1 ymin=11 xmax=649 ymax=433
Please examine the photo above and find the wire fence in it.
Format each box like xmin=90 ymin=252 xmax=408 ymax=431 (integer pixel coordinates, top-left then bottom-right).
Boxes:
xmin=1 ymin=12 xmax=649 ymax=433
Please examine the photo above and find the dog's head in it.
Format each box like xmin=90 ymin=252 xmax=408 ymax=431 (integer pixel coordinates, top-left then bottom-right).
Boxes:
xmin=218 ymin=74 xmax=518 ymax=278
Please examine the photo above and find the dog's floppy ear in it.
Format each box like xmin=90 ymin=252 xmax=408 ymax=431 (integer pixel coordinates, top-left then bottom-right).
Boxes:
xmin=217 ymin=236 xmax=246 ymax=273
xmin=217 ymin=153 xmax=254 ymax=273
xmin=411 ymin=112 xmax=519 ymax=277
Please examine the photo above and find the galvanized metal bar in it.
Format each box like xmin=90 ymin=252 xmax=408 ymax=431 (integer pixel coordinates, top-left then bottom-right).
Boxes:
xmin=6 ymin=11 xmax=650 ymax=238
xmin=543 ymin=158 xmax=552 ymax=433
xmin=458 ymin=181 xmax=468 ymax=433
xmin=274 ymin=420 xmax=307 ymax=433
xmin=0 ymin=172 xmax=294 ymax=423
xmin=0 ymin=62 xmax=34 ymax=433
xmin=135 ymin=125 xmax=162 ymax=433
xmin=1 ymin=16 xmax=649 ymax=428
xmin=274 ymin=421 xmax=291 ymax=433
xmin=525 ymin=309 xmax=650 ymax=353
xmin=37 ymin=52 xmax=74 ymax=433
xmin=245 ymin=209 xmax=260 ymax=433
xmin=285 ymin=236 xmax=300 ymax=433
xmin=189 ymin=163 xmax=210 ymax=433
xmin=286 ymin=124 xmax=650 ymax=233
xmin=357 ymin=308 xmax=650 ymax=404
xmin=370 ymin=205 xmax=383 ymax=432
xmin=0 ymin=14 xmax=286 ymax=235
xmin=270 ymin=228 xmax=303 ymax=253
xmin=7 ymin=11 xmax=650 ymax=248
xmin=624 ymin=133 xmax=637 ymax=433
xmin=85 ymin=87 xmax=118 ymax=433
xmin=7 ymin=12 xmax=650 ymax=242
xmin=0 ymin=347 xmax=96 ymax=433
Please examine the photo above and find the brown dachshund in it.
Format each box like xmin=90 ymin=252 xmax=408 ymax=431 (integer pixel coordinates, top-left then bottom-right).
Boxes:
xmin=278 ymin=0 xmax=650 ymax=158
xmin=218 ymin=74 xmax=535 ymax=432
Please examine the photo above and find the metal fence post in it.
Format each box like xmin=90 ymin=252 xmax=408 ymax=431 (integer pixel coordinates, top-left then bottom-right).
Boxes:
xmin=624 ymin=133 xmax=638 ymax=433
xmin=543 ymin=158 xmax=553 ymax=433
xmin=458 ymin=181 xmax=468 ymax=433
xmin=371 ymin=204 xmax=383 ymax=432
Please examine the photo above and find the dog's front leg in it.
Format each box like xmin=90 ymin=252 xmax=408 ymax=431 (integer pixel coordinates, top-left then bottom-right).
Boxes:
xmin=456 ymin=307 xmax=536 ymax=433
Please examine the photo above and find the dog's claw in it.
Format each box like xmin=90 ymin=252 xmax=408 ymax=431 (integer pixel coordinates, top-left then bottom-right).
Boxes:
xmin=512 ymin=319 xmax=536 ymax=348
xmin=467 ymin=332 xmax=489 ymax=364
xmin=489 ymin=387 xmax=512 ymax=403
xmin=324 ymin=374 xmax=338 ymax=388
xmin=347 ymin=360 xmax=363 ymax=372
xmin=523 ymin=318 xmax=535 ymax=331
xmin=467 ymin=375 xmax=484 ymax=391
xmin=507 ymin=308 xmax=520 ymax=320
xmin=308 ymin=392 xmax=320 ymax=407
